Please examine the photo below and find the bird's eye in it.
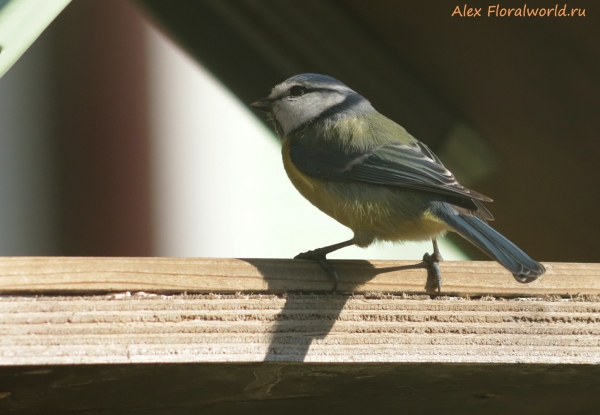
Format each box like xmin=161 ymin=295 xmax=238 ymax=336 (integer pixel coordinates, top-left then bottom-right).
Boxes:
xmin=289 ymin=86 xmax=307 ymax=97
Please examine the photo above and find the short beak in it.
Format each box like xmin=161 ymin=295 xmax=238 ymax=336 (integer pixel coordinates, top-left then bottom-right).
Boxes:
xmin=250 ymin=98 xmax=273 ymax=113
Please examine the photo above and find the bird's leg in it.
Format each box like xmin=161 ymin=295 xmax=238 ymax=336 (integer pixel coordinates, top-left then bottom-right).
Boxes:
xmin=295 ymin=239 xmax=355 ymax=292
xmin=423 ymin=238 xmax=443 ymax=293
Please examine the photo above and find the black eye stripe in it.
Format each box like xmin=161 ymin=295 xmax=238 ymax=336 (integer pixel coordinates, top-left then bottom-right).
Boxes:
xmin=306 ymin=87 xmax=338 ymax=93
xmin=289 ymin=85 xmax=307 ymax=97
xmin=274 ymin=86 xmax=343 ymax=101
xmin=285 ymin=86 xmax=340 ymax=98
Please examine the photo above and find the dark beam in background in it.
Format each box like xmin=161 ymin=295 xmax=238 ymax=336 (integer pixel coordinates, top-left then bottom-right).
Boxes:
xmin=52 ymin=0 xmax=153 ymax=256
xmin=340 ymin=0 xmax=600 ymax=263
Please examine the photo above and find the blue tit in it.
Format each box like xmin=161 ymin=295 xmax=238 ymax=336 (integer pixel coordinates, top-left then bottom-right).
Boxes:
xmin=251 ymin=74 xmax=545 ymax=292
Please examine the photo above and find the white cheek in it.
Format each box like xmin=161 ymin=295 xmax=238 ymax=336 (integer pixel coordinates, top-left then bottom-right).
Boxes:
xmin=274 ymin=93 xmax=346 ymax=136
xmin=272 ymin=106 xmax=300 ymax=136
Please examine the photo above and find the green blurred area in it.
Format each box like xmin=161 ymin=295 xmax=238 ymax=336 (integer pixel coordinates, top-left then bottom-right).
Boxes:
xmin=0 ymin=0 xmax=71 ymax=78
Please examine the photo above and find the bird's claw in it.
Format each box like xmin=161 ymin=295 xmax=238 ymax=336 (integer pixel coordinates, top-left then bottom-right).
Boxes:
xmin=295 ymin=250 xmax=339 ymax=292
xmin=513 ymin=274 xmax=539 ymax=284
xmin=423 ymin=251 xmax=443 ymax=293
xmin=294 ymin=249 xmax=321 ymax=260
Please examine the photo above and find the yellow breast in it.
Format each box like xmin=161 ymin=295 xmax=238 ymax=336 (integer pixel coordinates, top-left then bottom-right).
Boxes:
xmin=281 ymin=139 xmax=450 ymax=246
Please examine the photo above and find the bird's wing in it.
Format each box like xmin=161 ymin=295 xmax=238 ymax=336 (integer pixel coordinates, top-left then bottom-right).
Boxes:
xmin=289 ymin=138 xmax=493 ymax=203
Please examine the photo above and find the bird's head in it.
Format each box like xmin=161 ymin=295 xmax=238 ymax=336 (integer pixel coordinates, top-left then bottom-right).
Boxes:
xmin=251 ymin=73 xmax=374 ymax=137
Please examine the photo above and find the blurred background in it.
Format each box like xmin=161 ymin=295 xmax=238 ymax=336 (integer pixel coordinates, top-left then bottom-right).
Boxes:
xmin=0 ymin=0 xmax=598 ymax=263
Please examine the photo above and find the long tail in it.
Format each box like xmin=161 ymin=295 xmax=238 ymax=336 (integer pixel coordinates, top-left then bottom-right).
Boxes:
xmin=433 ymin=204 xmax=545 ymax=283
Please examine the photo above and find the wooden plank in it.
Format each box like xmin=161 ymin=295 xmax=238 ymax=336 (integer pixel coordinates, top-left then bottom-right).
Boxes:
xmin=0 ymin=257 xmax=599 ymax=296
xmin=1 ymin=363 xmax=599 ymax=415
xmin=2 ymin=258 xmax=600 ymax=366
xmin=2 ymin=292 xmax=600 ymax=365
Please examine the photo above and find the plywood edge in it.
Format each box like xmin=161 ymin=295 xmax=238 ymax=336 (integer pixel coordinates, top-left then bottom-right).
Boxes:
xmin=1 ymin=293 xmax=600 ymax=365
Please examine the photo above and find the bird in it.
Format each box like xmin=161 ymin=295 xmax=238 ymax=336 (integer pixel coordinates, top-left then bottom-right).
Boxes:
xmin=251 ymin=73 xmax=545 ymax=292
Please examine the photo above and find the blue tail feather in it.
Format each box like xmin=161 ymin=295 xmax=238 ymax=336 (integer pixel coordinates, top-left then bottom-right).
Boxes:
xmin=433 ymin=204 xmax=545 ymax=280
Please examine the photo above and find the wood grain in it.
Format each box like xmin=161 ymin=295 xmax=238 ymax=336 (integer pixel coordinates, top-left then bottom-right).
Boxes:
xmin=2 ymin=363 xmax=600 ymax=415
xmin=0 ymin=257 xmax=599 ymax=296
xmin=2 ymin=293 xmax=600 ymax=365
xmin=2 ymin=258 xmax=599 ymax=365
